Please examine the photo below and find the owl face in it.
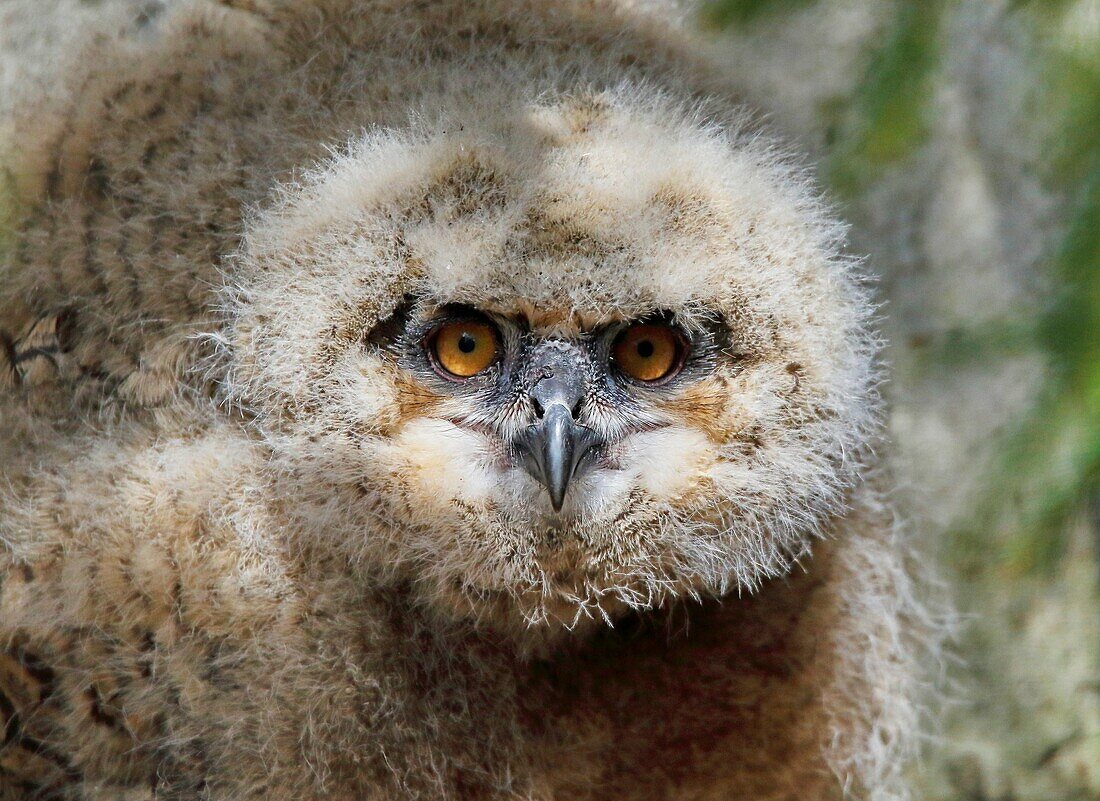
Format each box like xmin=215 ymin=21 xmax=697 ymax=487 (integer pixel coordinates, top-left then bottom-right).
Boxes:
xmin=226 ymin=90 xmax=879 ymax=636
xmin=371 ymin=301 xmax=726 ymax=513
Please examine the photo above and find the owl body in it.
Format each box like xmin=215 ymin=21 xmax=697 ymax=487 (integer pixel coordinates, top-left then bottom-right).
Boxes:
xmin=1 ymin=2 xmax=929 ymax=800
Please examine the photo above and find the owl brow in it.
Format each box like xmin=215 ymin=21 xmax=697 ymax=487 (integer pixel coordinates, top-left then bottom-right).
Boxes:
xmin=364 ymin=294 xmax=416 ymax=350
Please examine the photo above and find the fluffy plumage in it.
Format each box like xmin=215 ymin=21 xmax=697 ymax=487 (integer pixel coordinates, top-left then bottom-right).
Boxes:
xmin=0 ymin=1 xmax=932 ymax=799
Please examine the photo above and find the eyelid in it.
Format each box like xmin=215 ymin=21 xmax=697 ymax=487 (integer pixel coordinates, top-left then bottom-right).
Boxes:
xmin=610 ymin=321 xmax=689 ymax=386
xmin=424 ymin=316 xmax=502 ymax=381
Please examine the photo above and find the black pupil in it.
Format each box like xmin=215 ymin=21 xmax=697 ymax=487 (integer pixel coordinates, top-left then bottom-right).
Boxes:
xmin=458 ymin=332 xmax=477 ymax=353
xmin=636 ymin=339 xmax=655 ymax=358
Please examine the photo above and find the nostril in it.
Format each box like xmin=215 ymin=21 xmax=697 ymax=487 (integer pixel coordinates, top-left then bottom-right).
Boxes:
xmin=532 ymin=397 xmax=545 ymax=418
xmin=570 ymin=398 xmax=583 ymax=419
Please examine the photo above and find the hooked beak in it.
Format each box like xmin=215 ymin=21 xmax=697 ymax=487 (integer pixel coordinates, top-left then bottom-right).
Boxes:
xmin=515 ymin=403 xmax=601 ymax=512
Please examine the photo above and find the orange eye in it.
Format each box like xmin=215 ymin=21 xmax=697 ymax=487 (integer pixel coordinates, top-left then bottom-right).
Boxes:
xmin=430 ymin=320 xmax=500 ymax=378
xmin=612 ymin=324 xmax=685 ymax=384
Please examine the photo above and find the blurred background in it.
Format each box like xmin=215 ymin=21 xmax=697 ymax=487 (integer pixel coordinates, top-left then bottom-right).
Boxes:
xmin=3 ymin=0 xmax=1098 ymax=798
xmin=695 ymin=0 xmax=1099 ymax=797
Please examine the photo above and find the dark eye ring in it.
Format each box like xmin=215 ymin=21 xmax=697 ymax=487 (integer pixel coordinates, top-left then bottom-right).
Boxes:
xmin=611 ymin=323 xmax=689 ymax=385
xmin=426 ymin=318 xmax=501 ymax=380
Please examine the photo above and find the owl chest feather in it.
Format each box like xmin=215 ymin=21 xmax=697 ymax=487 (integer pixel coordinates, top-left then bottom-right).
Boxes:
xmin=0 ymin=454 xmax=853 ymax=801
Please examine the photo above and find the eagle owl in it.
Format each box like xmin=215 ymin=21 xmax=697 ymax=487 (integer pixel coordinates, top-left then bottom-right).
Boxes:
xmin=0 ymin=1 xmax=931 ymax=799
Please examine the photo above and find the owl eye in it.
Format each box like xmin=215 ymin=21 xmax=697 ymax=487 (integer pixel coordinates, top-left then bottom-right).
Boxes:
xmin=428 ymin=319 xmax=500 ymax=379
xmin=612 ymin=323 xmax=687 ymax=384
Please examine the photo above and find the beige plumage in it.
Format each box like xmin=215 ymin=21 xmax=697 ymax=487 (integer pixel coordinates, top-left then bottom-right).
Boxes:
xmin=0 ymin=1 xmax=932 ymax=799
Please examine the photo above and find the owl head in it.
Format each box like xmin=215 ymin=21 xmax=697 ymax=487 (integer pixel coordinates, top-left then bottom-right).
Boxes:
xmin=224 ymin=87 xmax=879 ymax=639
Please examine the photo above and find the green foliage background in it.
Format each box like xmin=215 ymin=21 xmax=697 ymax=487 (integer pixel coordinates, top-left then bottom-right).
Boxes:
xmin=701 ymin=0 xmax=1099 ymax=797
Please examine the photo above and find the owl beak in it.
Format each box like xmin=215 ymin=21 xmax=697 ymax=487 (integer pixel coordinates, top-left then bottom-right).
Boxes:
xmin=515 ymin=403 xmax=601 ymax=512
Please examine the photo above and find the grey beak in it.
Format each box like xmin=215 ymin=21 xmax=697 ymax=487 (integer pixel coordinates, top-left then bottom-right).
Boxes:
xmin=515 ymin=403 xmax=600 ymax=512
xmin=513 ymin=342 xmax=602 ymax=512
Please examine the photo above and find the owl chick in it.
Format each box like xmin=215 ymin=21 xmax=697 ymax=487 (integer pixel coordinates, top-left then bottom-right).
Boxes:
xmin=0 ymin=1 xmax=932 ymax=800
